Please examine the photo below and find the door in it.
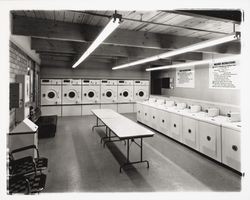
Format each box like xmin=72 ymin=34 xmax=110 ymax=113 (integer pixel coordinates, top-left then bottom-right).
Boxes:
xmin=41 ymin=85 xmax=61 ymax=105
xmin=101 ymin=86 xmax=117 ymax=103
xmin=151 ymin=78 xmax=162 ymax=95
xmin=149 ymin=106 xmax=158 ymax=130
xmin=182 ymin=117 xmax=198 ymax=150
xmin=117 ymin=86 xmax=133 ymax=102
xmin=157 ymin=109 xmax=170 ymax=136
xmin=63 ymin=86 xmax=81 ymax=104
xmin=170 ymin=113 xmax=182 ymax=142
xmin=134 ymin=86 xmax=148 ymax=101
xmin=142 ymin=104 xmax=150 ymax=126
xmin=222 ymin=127 xmax=241 ymax=171
xmin=199 ymin=121 xmax=221 ymax=162
xmin=136 ymin=103 xmax=143 ymax=122
xmin=82 ymin=86 xmax=100 ymax=103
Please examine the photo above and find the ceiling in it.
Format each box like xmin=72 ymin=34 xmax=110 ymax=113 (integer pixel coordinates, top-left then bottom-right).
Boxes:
xmin=11 ymin=10 xmax=242 ymax=68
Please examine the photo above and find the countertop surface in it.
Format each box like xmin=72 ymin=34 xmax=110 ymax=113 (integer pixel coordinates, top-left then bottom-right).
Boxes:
xmin=137 ymin=101 xmax=241 ymax=132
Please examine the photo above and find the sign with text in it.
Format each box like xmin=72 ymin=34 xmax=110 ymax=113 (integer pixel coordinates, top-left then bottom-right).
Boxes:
xmin=176 ymin=66 xmax=195 ymax=88
xmin=209 ymin=60 xmax=240 ymax=89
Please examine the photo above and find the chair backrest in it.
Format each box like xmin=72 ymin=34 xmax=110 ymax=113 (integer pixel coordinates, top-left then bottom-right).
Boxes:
xmin=29 ymin=107 xmax=41 ymax=122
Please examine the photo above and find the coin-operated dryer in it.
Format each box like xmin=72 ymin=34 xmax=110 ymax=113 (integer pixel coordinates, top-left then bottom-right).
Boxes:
xmin=62 ymin=79 xmax=81 ymax=116
xmin=40 ymin=79 xmax=62 ymax=116
xmin=100 ymin=80 xmax=118 ymax=111
xmin=133 ymin=80 xmax=149 ymax=112
xmin=117 ymin=80 xmax=134 ymax=113
xmin=81 ymin=80 xmax=101 ymax=115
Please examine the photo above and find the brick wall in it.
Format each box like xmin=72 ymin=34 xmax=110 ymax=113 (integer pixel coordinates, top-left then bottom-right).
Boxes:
xmin=9 ymin=41 xmax=40 ymax=131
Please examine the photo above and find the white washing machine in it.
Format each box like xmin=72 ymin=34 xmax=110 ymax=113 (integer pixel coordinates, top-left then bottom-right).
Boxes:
xmin=117 ymin=80 xmax=134 ymax=113
xmin=133 ymin=80 xmax=149 ymax=112
xmin=133 ymin=80 xmax=149 ymax=101
xmin=40 ymin=79 xmax=62 ymax=116
xmin=117 ymin=80 xmax=133 ymax=103
xmin=82 ymin=80 xmax=100 ymax=104
xmin=62 ymin=79 xmax=81 ymax=116
xmin=100 ymin=80 xmax=118 ymax=111
xmin=82 ymin=80 xmax=101 ymax=115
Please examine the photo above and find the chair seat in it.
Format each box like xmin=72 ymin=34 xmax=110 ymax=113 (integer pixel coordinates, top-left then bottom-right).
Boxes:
xmin=8 ymin=173 xmax=47 ymax=194
xmin=34 ymin=157 xmax=48 ymax=170
xmin=10 ymin=157 xmax=35 ymax=176
xmin=10 ymin=157 xmax=48 ymax=176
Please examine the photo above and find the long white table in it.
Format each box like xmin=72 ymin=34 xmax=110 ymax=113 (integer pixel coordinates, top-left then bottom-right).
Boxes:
xmin=91 ymin=109 xmax=155 ymax=172
xmin=91 ymin=109 xmax=120 ymax=131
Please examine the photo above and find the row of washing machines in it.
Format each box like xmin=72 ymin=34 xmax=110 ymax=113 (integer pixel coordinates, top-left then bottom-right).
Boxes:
xmin=40 ymin=79 xmax=149 ymax=116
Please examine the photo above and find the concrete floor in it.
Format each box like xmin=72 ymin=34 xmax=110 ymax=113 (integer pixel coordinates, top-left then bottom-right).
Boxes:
xmin=38 ymin=113 xmax=241 ymax=192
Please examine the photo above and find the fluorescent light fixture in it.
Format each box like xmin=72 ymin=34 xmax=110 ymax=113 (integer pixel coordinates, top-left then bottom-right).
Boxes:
xmin=113 ymin=55 xmax=160 ymax=70
xmin=112 ymin=32 xmax=240 ymax=70
xmin=146 ymin=55 xmax=240 ymax=71
xmin=72 ymin=15 xmax=121 ymax=68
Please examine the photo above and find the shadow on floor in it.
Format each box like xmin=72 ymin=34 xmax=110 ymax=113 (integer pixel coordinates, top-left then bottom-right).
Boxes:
xmin=94 ymin=128 xmax=154 ymax=192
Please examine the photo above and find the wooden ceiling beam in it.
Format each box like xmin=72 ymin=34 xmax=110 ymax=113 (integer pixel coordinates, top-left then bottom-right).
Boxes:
xmin=32 ymin=38 xmax=203 ymax=61
xmin=13 ymin=15 xmax=239 ymax=54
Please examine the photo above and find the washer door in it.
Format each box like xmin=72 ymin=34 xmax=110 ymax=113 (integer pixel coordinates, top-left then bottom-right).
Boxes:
xmin=43 ymin=89 xmax=58 ymax=104
xmin=64 ymin=89 xmax=79 ymax=103
xmin=136 ymin=90 xmax=145 ymax=99
xmin=119 ymin=90 xmax=129 ymax=98
xmin=83 ymin=90 xmax=96 ymax=100
xmin=105 ymin=90 xmax=113 ymax=99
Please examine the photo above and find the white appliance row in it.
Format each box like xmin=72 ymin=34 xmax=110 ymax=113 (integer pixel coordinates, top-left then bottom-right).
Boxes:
xmin=136 ymin=102 xmax=242 ymax=173
xmin=40 ymin=79 xmax=149 ymax=116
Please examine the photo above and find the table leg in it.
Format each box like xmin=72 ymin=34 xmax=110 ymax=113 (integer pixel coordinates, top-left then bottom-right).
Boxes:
xmin=141 ymin=138 xmax=143 ymax=162
xmin=127 ymin=139 xmax=130 ymax=163
xmin=92 ymin=117 xmax=106 ymax=131
xmin=119 ymin=137 xmax=149 ymax=173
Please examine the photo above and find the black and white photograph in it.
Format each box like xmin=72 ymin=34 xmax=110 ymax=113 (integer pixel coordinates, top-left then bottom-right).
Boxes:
xmin=1 ymin=0 xmax=250 ymax=199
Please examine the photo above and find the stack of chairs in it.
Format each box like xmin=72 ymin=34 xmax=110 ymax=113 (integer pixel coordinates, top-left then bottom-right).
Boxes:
xmin=7 ymin=145 xmax=48 ymax=194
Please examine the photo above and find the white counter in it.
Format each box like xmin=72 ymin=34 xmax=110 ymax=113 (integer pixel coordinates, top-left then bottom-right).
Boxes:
xmin=138 ymin=101 xmax=241 ymax=132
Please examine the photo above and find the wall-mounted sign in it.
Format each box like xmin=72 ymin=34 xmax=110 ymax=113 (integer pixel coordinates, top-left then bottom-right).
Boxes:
xmin=209 ymin=60 xmax=239 ymax=89
xmin=176 ymin=66 xmax=195 ymax=88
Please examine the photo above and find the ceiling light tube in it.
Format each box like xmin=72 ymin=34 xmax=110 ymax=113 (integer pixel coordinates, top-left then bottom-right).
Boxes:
xmin=112 ymin=32 xmax=240 ymax=70
xmin=112 ymin=55 xmax=160 ymax=70
xmin=158 ymin=33 xmax=240 ymax=59
xmin=72 ymin=15 xmax=121 ymax=68
xmin=145 ymin=55 xmax=240 ymax=71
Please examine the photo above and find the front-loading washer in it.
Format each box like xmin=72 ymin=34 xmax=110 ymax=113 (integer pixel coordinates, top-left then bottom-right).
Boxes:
xmin=82 ymin=80 xmax=100 ymax=104
xmin=133 ymin=80 xmax=149 ymax=112
xmin=62 ymin=79 xmax=81 ymax=116
xmin=82 ymin=79 xmax=101 ymax=115
xmin=100 ymin=80 xmax=118 ymax=111
xmin=40 ymin=79 xmax=62 ymax=116
xmin=117 ymin=80 xmax=134 ymax=113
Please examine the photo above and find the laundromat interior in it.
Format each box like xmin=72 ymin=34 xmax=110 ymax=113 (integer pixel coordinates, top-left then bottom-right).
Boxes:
xmin=4 ymin=5 xmax=250 ymax=198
